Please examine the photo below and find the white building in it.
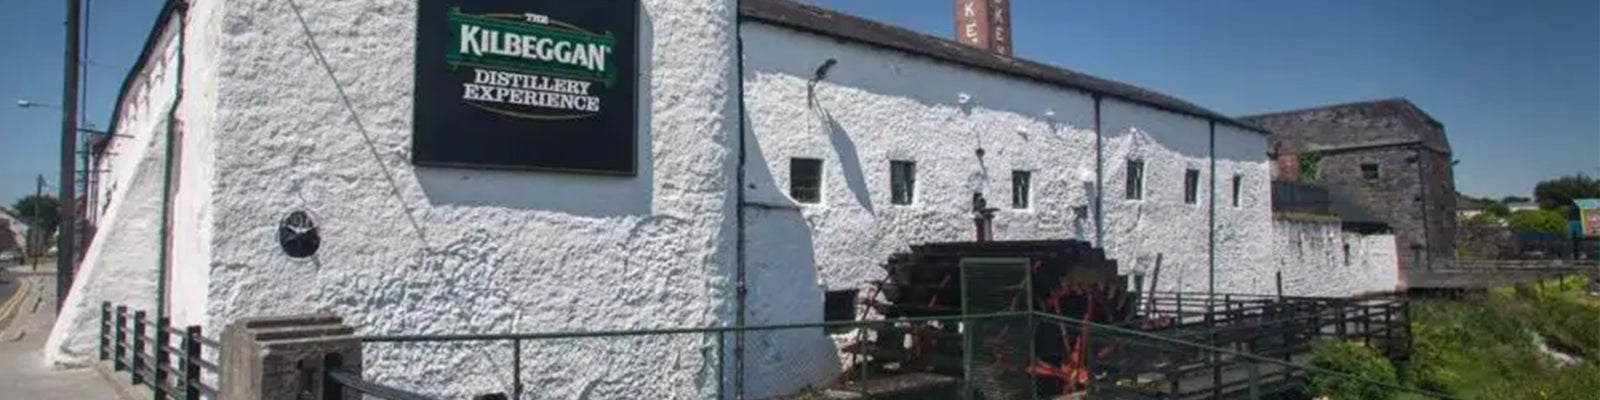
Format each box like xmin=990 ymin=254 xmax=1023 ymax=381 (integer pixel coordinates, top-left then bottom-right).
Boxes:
xmin=0 ymin=209 xmax=26 ymax=256
xmin=49 ymin=0 xmax=1396 ymax=398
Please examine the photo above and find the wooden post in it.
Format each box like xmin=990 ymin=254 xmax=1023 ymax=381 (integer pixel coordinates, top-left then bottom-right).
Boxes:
xmin=114 ymin=306 xmax=127 ymax=371
xmin=132 ymin=310 xmax=147 ymax=385
xmin=182 ymin=326 xmax=202 ymax=400
xmin=98 ymin=302 xmax=110 ymax=361
xmin=154 ymin=317 xmax=170 ymax=400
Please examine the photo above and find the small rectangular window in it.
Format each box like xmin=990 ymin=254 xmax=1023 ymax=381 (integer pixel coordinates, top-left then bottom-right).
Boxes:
xmin=1125 ymin=160 xmax=1145 ymax=200
xmin=1231 ymin=175 xmax=1243 ymax=207
xmin=824 ymin=289 xmax=859 ymax=323
xmin=790 ymin=158 xmax=822 ymax=203
xmin=890 ymin=161 xmax=915 ymax=205
xmin=1361 ymin=163 xmax=1380 ymax=180
xmin=1183 ymin=169 xmax=1201 ymax=204
xmin=1011 ymin=170 xmax=1032 ymax=209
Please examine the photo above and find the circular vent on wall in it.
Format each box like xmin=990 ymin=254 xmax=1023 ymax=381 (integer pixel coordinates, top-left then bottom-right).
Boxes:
xmin=277 ymin=211 xmax=320 ymax=258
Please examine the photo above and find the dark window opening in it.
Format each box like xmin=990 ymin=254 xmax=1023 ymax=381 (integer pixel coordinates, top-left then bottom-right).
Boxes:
xmin=824 ymin=289 xmax=859 ymax=323
xmin=1125 ymin=160 xmax=1145 ymax=200
xmin=1183 ymin=169 xmax=1201 ymax=204
xmin=791 ymin=158 xmax=823 ymax=203
xmin=1012 ymin=170 xmax=1032 ymax=209
xmin=1343 ymin=243 xmax=1352 ymax=265
xmin=890 ymin=161 xmax=915 ymax=205
xmin=1231 ymin=175 xmax=1243 ymax=207
xmin=1361 ymin=163 xmax=1380 ymax=180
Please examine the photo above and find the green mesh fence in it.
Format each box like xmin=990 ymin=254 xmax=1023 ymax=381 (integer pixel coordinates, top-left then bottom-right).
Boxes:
xmin=960 ymin=258 xmax=1036 ymax=400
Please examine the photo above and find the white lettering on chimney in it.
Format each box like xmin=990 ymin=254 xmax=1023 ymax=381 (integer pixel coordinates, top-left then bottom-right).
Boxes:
xmin=962 ymin=1 xmax=980 ymax=43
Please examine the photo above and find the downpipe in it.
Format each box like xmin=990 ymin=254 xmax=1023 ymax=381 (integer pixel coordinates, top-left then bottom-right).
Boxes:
xmin=733 ymin=13 xmax=749 ymax=399
xmin=155 ymin=0 xmax=190 ymax=332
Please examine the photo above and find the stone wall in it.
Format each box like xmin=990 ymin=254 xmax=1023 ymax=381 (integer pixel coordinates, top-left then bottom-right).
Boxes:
xmin=196 ymin=1 xmax=741 ymax=398
xmin=1273 ymin=217 xmax=1400 ymax=297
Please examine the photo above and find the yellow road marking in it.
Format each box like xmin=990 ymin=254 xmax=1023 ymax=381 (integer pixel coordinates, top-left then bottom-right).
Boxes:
xmin=0 ymin=279 xmax=32 ymax=324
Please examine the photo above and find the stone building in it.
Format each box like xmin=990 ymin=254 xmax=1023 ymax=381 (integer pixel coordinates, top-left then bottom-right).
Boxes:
xmin=46 ymin=0 xmax=1397 ymax=397
xmin=1241 ymin=98 xmax=1457 ymax=273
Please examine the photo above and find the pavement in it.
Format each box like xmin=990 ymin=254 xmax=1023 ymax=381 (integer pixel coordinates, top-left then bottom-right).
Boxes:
xmin=0 ymin=262 xmax=125 ymax=400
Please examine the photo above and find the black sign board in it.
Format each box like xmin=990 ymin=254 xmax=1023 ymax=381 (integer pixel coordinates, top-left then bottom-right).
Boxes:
xmin=414 ymin=0 xmax=639 ymax=175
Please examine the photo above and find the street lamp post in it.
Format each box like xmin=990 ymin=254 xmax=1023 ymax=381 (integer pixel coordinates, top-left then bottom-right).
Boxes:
xmin=31 ymin=175 xmax=43 ymax=270
xmin=16 ymin=100 xmax=61 ymax=110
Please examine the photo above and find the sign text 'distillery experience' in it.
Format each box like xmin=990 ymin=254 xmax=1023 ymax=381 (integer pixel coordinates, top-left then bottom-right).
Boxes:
xmin=414 ymin=0 xmax=638 ymax=174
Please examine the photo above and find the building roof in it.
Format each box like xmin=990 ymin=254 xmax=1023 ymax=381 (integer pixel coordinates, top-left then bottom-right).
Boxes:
xmin=1239 ymin=98 xmax=1443 ymax=128
xmin=1236 ymin=98 xmax=1450 ymax=154
xmin=1456 ymin=194 xmax=1487 ymax=211
xmin=739 ymin=0 xmax=1268 ymax=135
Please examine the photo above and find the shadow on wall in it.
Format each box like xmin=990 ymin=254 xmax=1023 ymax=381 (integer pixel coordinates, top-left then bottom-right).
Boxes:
xmin=808 ymin=82 xmax=873 ymax=213
xmin=416 ymin=12 xmax=657 ymax=218
xmin=737 ymin=114 xmax=841 ymax=398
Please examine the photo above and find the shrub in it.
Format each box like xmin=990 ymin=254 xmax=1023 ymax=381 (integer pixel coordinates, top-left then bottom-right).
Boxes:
xmin=1306 ymin=340 xmax=1398 ymax=400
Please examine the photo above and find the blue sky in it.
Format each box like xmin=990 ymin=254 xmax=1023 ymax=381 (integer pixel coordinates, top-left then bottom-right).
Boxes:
xmin=0 ymin=0 xmax=1596 ymax=206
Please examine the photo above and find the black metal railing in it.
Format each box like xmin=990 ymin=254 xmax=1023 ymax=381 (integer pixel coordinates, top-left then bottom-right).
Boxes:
xmin=311 ymin=298 xmax=1440 ymax=400
xmin=322 ymin=353 xmax=439 ymax=400
xmin=1112 ymin=292 xmax=1412 ymax=399
xmin=99 ymin=302 xmax=221 ymax=400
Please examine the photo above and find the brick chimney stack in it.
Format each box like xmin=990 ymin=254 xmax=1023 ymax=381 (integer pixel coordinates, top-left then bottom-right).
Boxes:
xmin=953 ymin=0 xmax=1012 ymax=55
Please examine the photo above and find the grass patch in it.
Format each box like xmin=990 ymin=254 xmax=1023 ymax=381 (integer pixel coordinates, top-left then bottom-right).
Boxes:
xmin=1404 ymin=275 xmax=1600 ymax=399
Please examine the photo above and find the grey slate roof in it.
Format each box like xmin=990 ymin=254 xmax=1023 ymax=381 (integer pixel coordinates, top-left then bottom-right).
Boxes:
xmin=1239 ymin=98 xmax=1443 ymax=128
xmin=1236 ymin=98 xmax=1450 ymax=153
xmin=739 ymin=0 xmax=1268 ymax=135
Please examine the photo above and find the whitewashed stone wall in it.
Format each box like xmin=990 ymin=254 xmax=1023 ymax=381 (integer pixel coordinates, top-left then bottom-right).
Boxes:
xmin=46 ymin=11 xmax=199 ymax=366
xmin=739 ymin=22 xmax=1276 ymax=396
xmin=192 ymin=0 xmax=740 ymax=399
xmin=1274 ymin=218 xmax=1401 ymax=297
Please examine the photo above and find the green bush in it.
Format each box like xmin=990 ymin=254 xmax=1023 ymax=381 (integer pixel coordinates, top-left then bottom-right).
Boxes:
xmin=1509 ymin=209 xmax=1570 ymax=238
xmin=1406 ymin=296 xmax=1600 ymax=400
xmin=1307 ymin=340 xmax=1398 ymax=400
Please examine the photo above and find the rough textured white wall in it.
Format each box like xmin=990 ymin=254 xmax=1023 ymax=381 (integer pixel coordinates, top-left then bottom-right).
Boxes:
xmin=1212 ymin=125 xmax=1275 ymax=294
xmin=166 ymin=0 xmax=224 ymax=328
xmin=1274 ymin=219 xmax=1401 ymax=297
xmin=741 ymin=22 xmax=1098 ymax=291
xmin=46 ymin=15 xmax=187 ymax=366
xmin=1347 ymin=231 xmax=1401 ymax=295
xmin=739 ymin=22 xmax=1279 ymax=395
xmin=203 ymin=0 xmax=737 ymax=398
xmin=1099 ymin=99 xmax=1213 ymax=292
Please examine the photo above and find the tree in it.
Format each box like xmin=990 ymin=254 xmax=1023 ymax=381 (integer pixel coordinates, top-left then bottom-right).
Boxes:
xmin=10 ymin=195 xmax=61 ymax=234
xmin=1533 ymin=174 xmax=1600 ymax=211
xmin=10 ymin=195 xmax=60 ymax=255
xmin=1508 ymin=209 xmax=1568 ymax=239
xmin=1457 ymin=213 xmax=1512 ymax=259
xmin=1484 ymin=201 xmax=1511 ymax=218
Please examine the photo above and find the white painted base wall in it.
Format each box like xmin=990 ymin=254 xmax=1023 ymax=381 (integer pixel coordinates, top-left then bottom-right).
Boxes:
xmin=45 ymin=12 xmax=190 ymax=366
xmin=1273 ymin=219 xmax=1400 ymax=297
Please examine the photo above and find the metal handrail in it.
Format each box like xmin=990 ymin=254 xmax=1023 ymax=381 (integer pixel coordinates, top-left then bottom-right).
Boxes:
xmin=99 ymin=302 xmax=221 ymax=400
xmin=359 ymin=311 xmax=1035 ymax=343
xmin=326 ymin=370 xmax=436 ymax=400
xmin=1031 ymin=312 xmax=1457 ymax=400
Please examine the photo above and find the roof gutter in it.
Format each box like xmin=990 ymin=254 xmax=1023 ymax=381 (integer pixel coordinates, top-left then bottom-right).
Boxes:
xmin=736 ymin=10 xmax=1269 ymax=136
xmin=99 ymin=0 xmax=188 ymax=155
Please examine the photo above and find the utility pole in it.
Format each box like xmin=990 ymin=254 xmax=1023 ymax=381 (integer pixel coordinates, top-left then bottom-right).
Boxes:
xmin=32 ymin=175 xmax=43 ymax=271
xmin=59 ymin=0 xmax=82 ymax=311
